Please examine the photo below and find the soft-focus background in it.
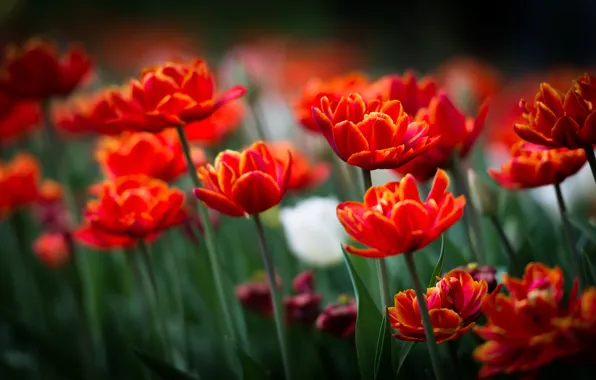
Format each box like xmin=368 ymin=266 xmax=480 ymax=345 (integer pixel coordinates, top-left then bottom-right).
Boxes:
xmin=2 ymin=1 xmax=596 ymax=380
xmin=3 ymin=0 xmax=596 ymax=74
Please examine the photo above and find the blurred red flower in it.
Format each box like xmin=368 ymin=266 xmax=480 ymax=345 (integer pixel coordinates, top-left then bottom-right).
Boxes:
xmin=337 ymin=169 xmax=465 ymax=258
xmin=53 ymin=88 xmax=123 ymax=135
xmin=435 ymin=57 xmax=502 ymax=111
xmin=193 ymin=141 xmax=291 ymax=216
xmin=312 ymin=93 xmax=440 ymax=170
xmin=236 ymin=270 xmax=322 ymax=325
xmin=0 ymin=153 xmax=45 ymax=218
xmin=316 ymin=296 xmax=357 ymax=339
xmin=473 ymin=263 xmax=595 ymax=379
xmin=184 ymin=100 xmax=245 ymax=146
xmin=266 ymin=140 xmax=330 ymax=192
xmin=515 ymin=76 xmax=596 ymax=149
xmin=74 ymin=224 xmax=143 ymax=250
xmin=295 ymin=73 xmax=368 ymax=133
xmin=0 ymin=98 xmax=41 ymax=144
xmin=0 ymin=37 xmax=92 ymax=99
xmin=95 ymin=129 xmax=207 ymax=182
xmin=392 ymin=92 xmax=489 ymax=181
xmin=363 ymin=71 xmax=438 ymax=115
xmin=488 ymin=141 xmax=586 ymax=189
xmin=389 ymin=269 xmax=489 ymax=343
xmin=109 ymin=59 xmax=245 ymax=132
xmin=33 ymin=232 xmax=71 ymax=268
xmin=78 ymin=175 xmax=186 ymax=240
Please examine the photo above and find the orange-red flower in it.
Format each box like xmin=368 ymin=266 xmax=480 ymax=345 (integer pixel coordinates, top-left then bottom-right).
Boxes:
xmin=312 ymin=93 xmax=440 ymax=170
xmin=95 ymin=129 xmax=207 ymax=182
xmin=389 ymin=269 xmax=489 ymax=343
xmin=267 ymin=141 xmax=330 ymax=192
xmin=74 ymin=224 xmax=142 ymax=250
xmin=488 ymin=141 xmax=587 ymax=189
xmin=33 ymin=232 xmax=70 ymax=268
xmin=108 ymin=59 xmax=246 ymax=132
xmin=0 ymin=153 xmax=43 ymax=218
xmin=79 ymin=175 xmax=186 ymax=239
xmin=193 ymin=141 xmax=291 ymax=216
xmin=515 ymin=77 xmax=596 ymax=149
xmin=473 ymin=263 xmax=587 ymax=379
xmin=0 ymin=38 xmax=92 ymax=99
xmin=363 ymin=71 xmax=438 ymax=115
xmin=53 ymin=88 xmax=123 ymax=135
xmin=0 ymin=99 xmax=41 ymax=143
xmin=392 ymin=92 xmax=489 ymax=181
xmin=295 ymin=73 xmax=368 ymax=133
xmin=336 ymin=169 xmax=465 ymax=257
xmin=184 ymin=100 xmax=245 ymax=146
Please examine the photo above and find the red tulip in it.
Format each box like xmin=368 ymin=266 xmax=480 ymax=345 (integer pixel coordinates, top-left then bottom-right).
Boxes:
xmin=364 ymin=71 xmax=438 ymax=115
xmin=95 ymin=129 xmax=207 ymax=182
xmin=515 ymin=76 xmax=596 ymax=149
xmin=312 ymin=93 xmax=440 ymax=170
xmin=389 ymin=269 xmax=489 ymax=343
xmin=108 ymin=59 xmax=246 ymax=132
xmin=193 ymin=141 xmax=291 ymax=216
xmin=337 ymin=169 xmax=465 ymax=257
xmin=267 ymin=141 xmax=331 ymax=192
xmin=295 ymin=73 xmax=368 ymax=133
xmin=33 ymin=233 xmax=71 ymax=268
xmin=0 ymin=37 xmax=92 ymax=99
xmin=488 ymin=141 xmax=586 ymax=189
xmin=79 ymin=175 xmax=186 ymax=240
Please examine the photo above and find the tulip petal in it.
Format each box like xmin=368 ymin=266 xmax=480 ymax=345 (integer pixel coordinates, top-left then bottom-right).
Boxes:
xmin=344 ymin=244 xmax=387 ymax=258
xmin=193 ymin=188 xmax=246 ymax=217
xmin=231 ymin=171 xmax=281 ymax=215
xmin=332 ymin=121 xmax=369 ymax=162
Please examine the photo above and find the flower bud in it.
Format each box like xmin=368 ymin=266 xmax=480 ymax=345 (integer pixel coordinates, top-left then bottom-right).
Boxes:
xmin=315 ymin=295 xmax=357 ymax=339
xmin=455 ymin=262 xmax=499 ymax=292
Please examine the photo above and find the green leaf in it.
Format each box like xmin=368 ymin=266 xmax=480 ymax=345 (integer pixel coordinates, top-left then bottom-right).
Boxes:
xmin=395 ymin=342 xmax=415 ymax=379
xmin=428 ymin=235 xmax=445 ymax=287
xmin=373 ymin=308 xmax=392 ymax=380
xmin=236 ymin=348 xmax=269 ymax=380
xmin=134 ymin=348 xmax=200 ymax=380
xmin=581 ymin=248 xmax=596 ymax=286
xmin=568 ymin=216 xmax=596 ymax=244
xmin=342 ymin=247 xmax=382 ymax=380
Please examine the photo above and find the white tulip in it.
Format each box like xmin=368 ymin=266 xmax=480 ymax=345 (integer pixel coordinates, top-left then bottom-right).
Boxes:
xmin=279 ymin=196 xmax=347 ymax=268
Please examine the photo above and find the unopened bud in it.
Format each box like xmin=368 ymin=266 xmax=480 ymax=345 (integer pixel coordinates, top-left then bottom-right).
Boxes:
xmin=467 ymin=169 xmax=499 ymax=215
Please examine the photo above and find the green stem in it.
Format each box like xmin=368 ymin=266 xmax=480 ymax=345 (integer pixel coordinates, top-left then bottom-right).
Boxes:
xmin=451 ymin=157 xmax=485 ymax=264
xmin=361 ymin=168 xmax=373 ymax=190
xmin=9 ymin=212 xmax=45 ymax=328
xmin=138 ymin=240 xmax=171 ymax=360
xmin=253 ymin=214 xmax=291 ymax=380
xmin=246 ymin=98 xmax=268 ymax=141
xmin=361 ymin=169 xmax=392 ymax=308
xmin=448 ymin=340 xmax=462 ymax=380
xmin=488 ymin=214 xmax=519 ymax=274
xmin=164 ymin=234 xmax=187 ymax=369
xmin=584 ymin=147 xmax=596 ymax=186
xmin=554 ymin=184 xmax=581 ymax=289
xmin=376 ymin=259 xmax=391 ymax=308
xmin=404 ymin=252 xmax=446 ymax=380
xmin=175 ymin=125 xmax=237 ymax=346
xmin=330 ymin=156 xmax=351 ymax=202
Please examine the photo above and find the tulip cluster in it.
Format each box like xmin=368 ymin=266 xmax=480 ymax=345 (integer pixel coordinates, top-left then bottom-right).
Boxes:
xmin=474 ymin=263 xmax=596 ymax=378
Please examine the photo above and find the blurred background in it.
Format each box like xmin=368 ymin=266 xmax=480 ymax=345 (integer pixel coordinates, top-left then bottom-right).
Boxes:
xmin=2 ymin=1 xmax=596 ymax=379
xmin=2 ymin=0 xmax=596 ymax=76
